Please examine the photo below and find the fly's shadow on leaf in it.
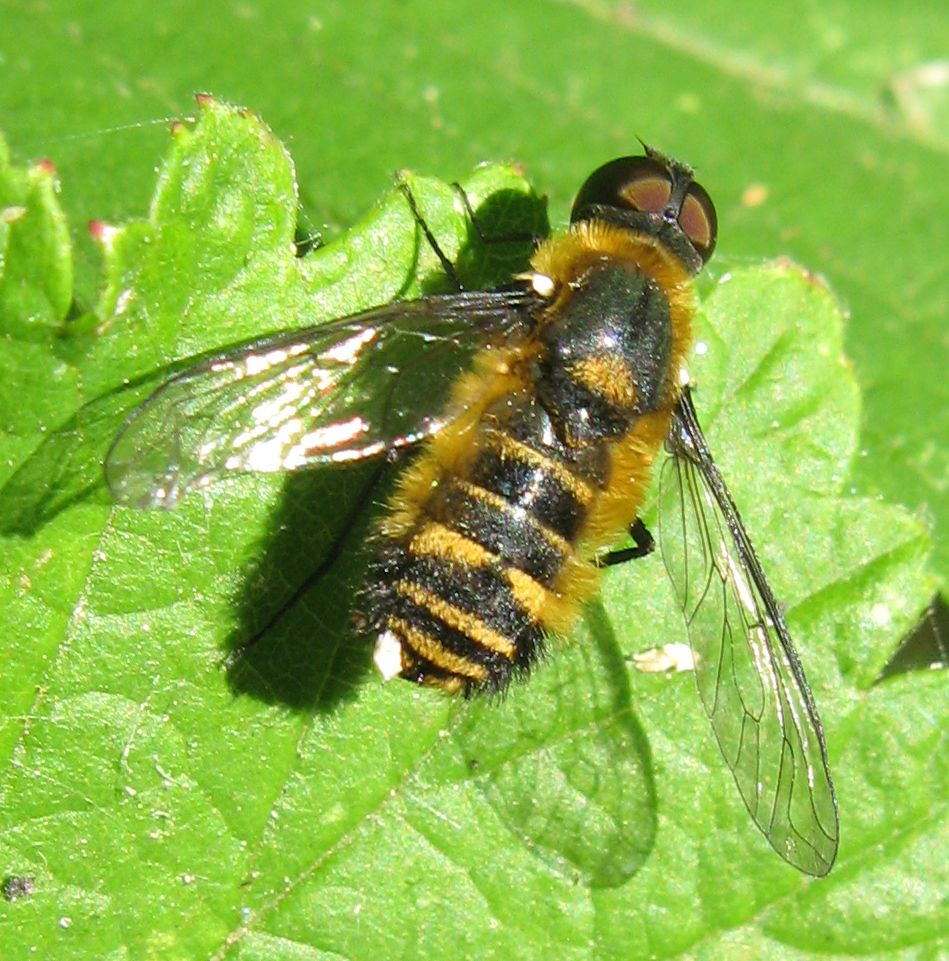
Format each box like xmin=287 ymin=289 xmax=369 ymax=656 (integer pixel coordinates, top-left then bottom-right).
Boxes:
xmin=0 ymin=372 xmax=170 ymax=534
xmin=223 ymin=461 xmax=393 ymax=710
xmin=454 ymin=600 xmax=657 ymax=889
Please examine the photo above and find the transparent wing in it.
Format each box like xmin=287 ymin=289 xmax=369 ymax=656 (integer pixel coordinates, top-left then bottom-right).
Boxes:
xmin=106 ymin=290 xmax=535 ymax=508
xmin=658 ymin=387 xmax=839 ymax=875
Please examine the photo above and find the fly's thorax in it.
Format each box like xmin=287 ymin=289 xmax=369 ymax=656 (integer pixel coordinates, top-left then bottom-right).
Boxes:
xmin=533 ymin=259 xmax=674 ymax=448
xmin=529 ymin=221 xmax=695 ymax=449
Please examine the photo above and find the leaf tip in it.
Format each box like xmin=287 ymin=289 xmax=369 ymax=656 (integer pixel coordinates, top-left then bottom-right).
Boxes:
xmin=193 ymin=91 xmax=257 ymax=124
xmin=33 ymin=157 xmax=57 ymax=178
xmin=771 ymin=255 xmax=834 ymax=295
xmin=88 ymin=219 xmax=119 ymax=246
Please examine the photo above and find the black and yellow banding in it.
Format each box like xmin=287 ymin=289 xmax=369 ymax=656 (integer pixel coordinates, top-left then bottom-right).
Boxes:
xmin=363 ymin=152 xmax=707 ymax=695
xmin=365 ymin=371 xmax=596 ymax=692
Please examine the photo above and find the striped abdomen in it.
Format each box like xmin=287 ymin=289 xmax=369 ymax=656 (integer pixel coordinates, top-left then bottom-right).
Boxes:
xmin=363 ymin=381 xmax=601 ymax=695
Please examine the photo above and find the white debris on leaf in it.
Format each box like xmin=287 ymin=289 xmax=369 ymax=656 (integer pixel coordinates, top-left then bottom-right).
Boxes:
xmin=633 ymin=642 xmax=696 ymax=674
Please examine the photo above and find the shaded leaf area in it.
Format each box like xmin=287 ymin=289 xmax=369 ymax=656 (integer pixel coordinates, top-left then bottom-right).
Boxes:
xmin=880 ymin=591 xmax=949 ymax=679
xmin=0 ymin=102 xmax=943 ymax=960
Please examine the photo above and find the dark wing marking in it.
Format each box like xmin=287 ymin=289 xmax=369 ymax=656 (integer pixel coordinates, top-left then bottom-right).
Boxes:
xmin=106 ymin=290 xmax=536 ymax=508
xmin=658 ymin=387 xmax=839 ymax=875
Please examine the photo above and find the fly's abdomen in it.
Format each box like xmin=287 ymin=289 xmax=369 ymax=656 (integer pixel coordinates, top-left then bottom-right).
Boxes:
xmin=364 ymin=386 xmax=598 ymax=695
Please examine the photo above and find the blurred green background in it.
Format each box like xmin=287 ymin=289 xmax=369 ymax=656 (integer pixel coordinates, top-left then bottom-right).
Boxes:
xmin=3 ymin=0 xmax=945 ymax=581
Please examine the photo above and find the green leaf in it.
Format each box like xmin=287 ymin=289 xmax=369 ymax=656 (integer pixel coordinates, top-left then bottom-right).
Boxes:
xmin=0 ymin=138 xmax=72 ymax=332
xmin=0 ymin=98 xmax=943 ymax=961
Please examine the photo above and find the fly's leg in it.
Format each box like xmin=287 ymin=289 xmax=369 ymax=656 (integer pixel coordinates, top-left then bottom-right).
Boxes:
xmin=595 ymin=518 xmax=655 ymax=567
xmin=449 ymin=182 xmax=546 ymax=249
xmin=399 ymin=179 xmax=547 ymax=293
xmin=398 ymin=181 xmax=463 ymax=290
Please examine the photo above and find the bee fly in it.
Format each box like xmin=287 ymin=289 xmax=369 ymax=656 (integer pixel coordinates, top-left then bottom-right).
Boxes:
xmin=106 ymin=148 xmax=839 ymax=875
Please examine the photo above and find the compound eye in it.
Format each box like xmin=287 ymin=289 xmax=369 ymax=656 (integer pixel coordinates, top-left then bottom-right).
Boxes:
xmin=679 ymin=182 xmax=717 ymax=262
xmin=571 ymin=156 xmax=670 ymax=222
xmin=617 ymin=158 xmax=673 ymax=213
